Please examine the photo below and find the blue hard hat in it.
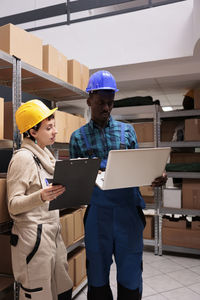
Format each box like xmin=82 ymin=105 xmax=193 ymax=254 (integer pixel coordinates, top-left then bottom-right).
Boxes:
xmin=86 ymin=70 xmax=119 ymax=93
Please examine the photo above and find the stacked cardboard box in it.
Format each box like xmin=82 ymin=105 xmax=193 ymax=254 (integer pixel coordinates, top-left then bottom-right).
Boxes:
xmin=43 ymin=44 xmax=68 ymax=82
xmin=143 ymin=215 xmax=154 ymax=239
xmin=68 ymin=246 xmax=86 ymax=288
xmin=0 ymin=23 xmax=42 ymax=69
xmin=162 ymin=218 xmax=200 ymax=249
xmin=60 ymin=207 xmax=86 ymax=248
xmin=55 ymin=110 xmax=86 ymax=143
xmin=0 ymin=179 xmax=11 ymax=223
xmin=139 ymin=186 xmax=154 ymax=204
xmin=132 ymin=122 xmax=154 ymax=143
xmin=185 ymin=119 xmax=200 ymax=141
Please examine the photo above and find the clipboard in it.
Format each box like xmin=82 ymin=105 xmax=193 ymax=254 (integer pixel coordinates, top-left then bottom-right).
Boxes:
xmin=49 ymin=158 xmax=100 ymax=210
xmin=96 ymin=147 xmax=171 ymax=190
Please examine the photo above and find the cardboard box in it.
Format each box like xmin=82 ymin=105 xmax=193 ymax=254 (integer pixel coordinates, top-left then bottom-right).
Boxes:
xmin=162 ymin=227 xmax=200 ymax=249
xmin=55 ymin=110 xmax=67 ymax=143
xmin=58 ymin=52 xmax=68 ymax=82
xmin=143 ymin=216 xmax=154 ymax=239
xmin=170 ymin=152 xmax=200 ymax=164
xmin=182 ymin=179 xmax=200 ymax=210
xmin=43 ymin=44 xmax=58 ymax=78
xmin=0 ymin=23 xmax=42 ymax=69
xmin=0 ymin=234 xmax=13 ymax=274
xmin=67 ymin=256 xmax=74 ymax=285
xmin=162 ymin=218 xmax=186 ymax=229
xmin=185 ymin=119 xmax=200 ymax=141
xmin=140 ymin=186 xmax=154 ymax=204
xmin=140 ymin=186 xmax=154 ymax=197
xmin=4 ymin=102 xmax=13 ymax=140
xmin=0 ymin=179 xmax=11 ymax=223
xmin=194 ymin=88 xmax=200 ymax=109
xmin=68 ymin=59 xmax=81 ymax=89
xmin=132 ymin=122 xmax=154 ymax=143
xmin=163 ymin=188 xmax=181 ymax=208
xmin=55 ymin=110 xmax=86 ymax=143
xmin=142 ymin=196 xmax=154 ymax=204
xmin=60 ymin=213 xmax=74 ymax=247
xmin=0 ymin=98 xmax=4 ymax=140
xmin=161 ymin=120 xmax=181 ymax=141
xmin=81 ymin=64 xmax=89 ymax=91
xmin=192 ymin=220 xmax=200 ymax=230
xmin=74 ymin=247 xmax=86 ymax=286
xmin=73 ymin=209 xmax=84 ymax=241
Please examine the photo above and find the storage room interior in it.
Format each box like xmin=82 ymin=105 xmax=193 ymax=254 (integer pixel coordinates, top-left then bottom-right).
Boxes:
xmin=0 ymin=1 xmax=200 ymax=300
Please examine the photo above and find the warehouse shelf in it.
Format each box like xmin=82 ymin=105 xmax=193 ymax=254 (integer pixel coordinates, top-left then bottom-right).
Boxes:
xmin=0 ymin=49 xmax=88 ymax=102
xmin=161 ymin=245 xmax=200 ymax=256
xmin=157 ymin=109 xmax=200 ymax=256
xmin=72 ymin=278 xmax=87 ymax=299
xmin=160 ymin=207 xmax=200 ymax=216
xmin=167 ymin=171 xmax=200 ymax=179
xmin=159 ymin=109 xmax=200 ymax=119
xmin=19 ymin=61 xmax=88 ymax=102
xmin=0 ymin=51 xmax=88 ymax=299
xmin=159 ymin=141 xmax=200 ymax=148
xmin=67 ymin=237 xmax=85 ymax=254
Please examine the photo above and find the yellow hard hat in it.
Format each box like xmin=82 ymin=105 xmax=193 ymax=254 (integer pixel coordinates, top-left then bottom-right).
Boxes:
xmin=15 ymin=99 xmax=57 ymax=134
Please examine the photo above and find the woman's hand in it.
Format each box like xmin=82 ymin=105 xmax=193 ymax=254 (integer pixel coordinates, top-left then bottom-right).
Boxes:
xmin=40 ymin=184 xmax=66 ymax=202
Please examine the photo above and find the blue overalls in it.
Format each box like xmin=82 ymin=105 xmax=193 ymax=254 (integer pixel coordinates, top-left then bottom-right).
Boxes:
xmin=81 ymin=124 xmax=145 ymax=300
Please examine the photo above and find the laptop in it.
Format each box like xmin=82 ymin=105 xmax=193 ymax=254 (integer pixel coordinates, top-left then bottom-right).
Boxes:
xmin=49 ymin=157 xmax=101 ymax=210
xmin=95 ymin=147 xmax=171 ymax=190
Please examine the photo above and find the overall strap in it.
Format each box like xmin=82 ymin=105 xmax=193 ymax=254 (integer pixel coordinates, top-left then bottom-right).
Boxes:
xmin=120 ymin=122 xmax=126 ymax=149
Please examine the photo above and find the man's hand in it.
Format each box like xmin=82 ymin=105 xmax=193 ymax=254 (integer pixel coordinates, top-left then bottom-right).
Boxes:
xmin=151 ymin=173 xmax=168 ymax=187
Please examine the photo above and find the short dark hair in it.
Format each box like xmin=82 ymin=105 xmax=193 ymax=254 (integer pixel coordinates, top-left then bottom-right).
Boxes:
xmin=23 ymin=114 xmax=55 ymax=141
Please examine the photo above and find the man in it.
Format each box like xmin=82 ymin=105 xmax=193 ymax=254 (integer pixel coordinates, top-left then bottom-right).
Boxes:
xmin=70 ymin=70 xmax=166 ymax=300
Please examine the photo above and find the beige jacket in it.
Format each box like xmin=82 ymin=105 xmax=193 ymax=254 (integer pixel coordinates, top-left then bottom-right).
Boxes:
xmin=7 ymin=138 xmax=59 ymax=224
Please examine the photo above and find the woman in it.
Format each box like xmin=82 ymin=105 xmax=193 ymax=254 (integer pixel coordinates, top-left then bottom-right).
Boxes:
xmin=7 ymin=99 xmax=73 ymax=300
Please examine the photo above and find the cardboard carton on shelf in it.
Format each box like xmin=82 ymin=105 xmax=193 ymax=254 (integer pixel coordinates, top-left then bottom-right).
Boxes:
xmin=162 ymin=227 xmax=200 ymax=249
xmin=60 ymin=213 xmax=74 ymax=247
xmin=68 ymin=59 xmax=81 ymax=89
xmin=194 ymin=88 xmax=200 ymax=109
xmin=132 ymin=122 xmax=154 ymax=143
xmin=43 ymin=44 xmax=68 ymax=82
xmin=170 ymin=152 xmax=200 ymax=164
xmin=0 ymin=178 xmax=11 ymax=224
xmin=73 ymin=209 xmax=84 ymax=242
xmin=162 ymin=218 xmax=186 ymax=229
xmin=182 ymin=179 xmax=200 ymax=210
xmin=73 ymin=247 xmax=86 ymax=287
xmin=185 ymin=118 xmax=200 ymax=141
xmin=143 ymin=215 xmax=154 ymax=239
xmin=67 ymin=256 xmax=74 ymax=285
xmin=81 ymin=64 xmax=89 ymax=91
xmin=0 ymin=23 xmax=42 ymax=69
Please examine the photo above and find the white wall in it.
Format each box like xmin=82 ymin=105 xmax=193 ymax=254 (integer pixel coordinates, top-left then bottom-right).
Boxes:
xmin=33 ymin=0 xmax=195 ymax=69
xmin=0 ymin=0 xmax=197 ymax=70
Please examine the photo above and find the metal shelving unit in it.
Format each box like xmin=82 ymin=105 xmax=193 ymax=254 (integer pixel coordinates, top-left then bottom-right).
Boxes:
xmin=0 ymin=49 xmax=88 ymax=299
xmin=112 ymin=104 xmax=160 ymax=254
xmin=157 ymin=109 xmax=200 ymax=256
